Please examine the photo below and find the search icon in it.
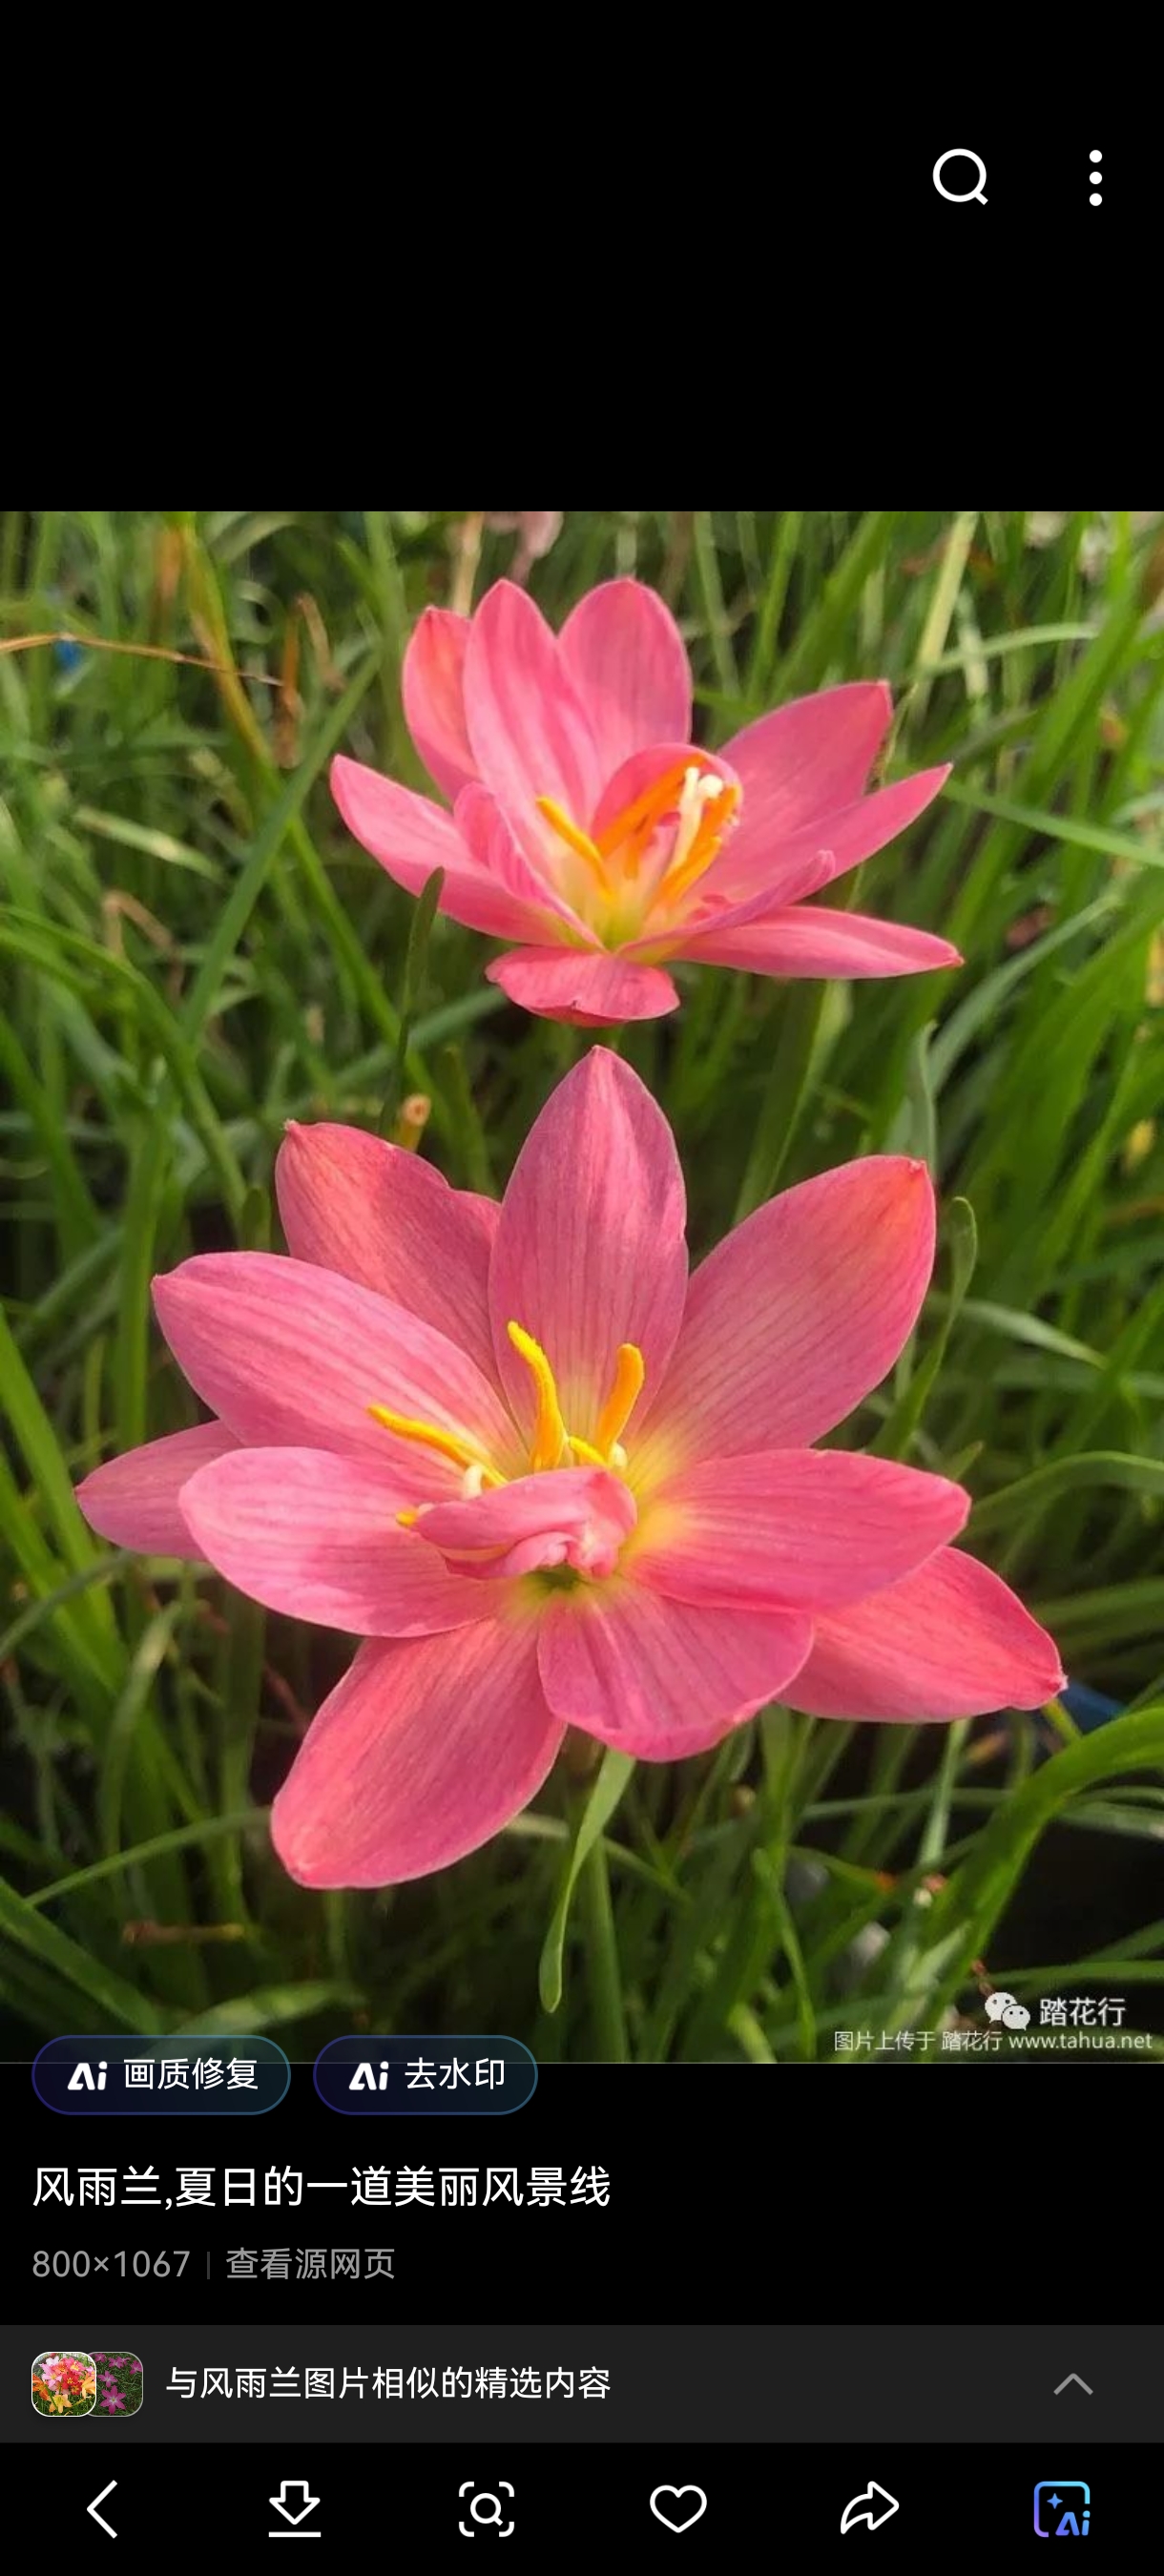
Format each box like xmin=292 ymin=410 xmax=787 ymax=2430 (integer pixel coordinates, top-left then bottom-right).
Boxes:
xmin=932 ymin=147 xmax=987 ymax=204
xmin=458 ymin=2482 xmax=516 ymax=2537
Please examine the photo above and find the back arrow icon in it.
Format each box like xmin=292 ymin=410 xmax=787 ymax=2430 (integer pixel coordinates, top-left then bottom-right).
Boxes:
xmin=841 ymin=2481 xmax=899 ymax=2534
xmin=87 ymin=2480 xmax=117 ymax=2539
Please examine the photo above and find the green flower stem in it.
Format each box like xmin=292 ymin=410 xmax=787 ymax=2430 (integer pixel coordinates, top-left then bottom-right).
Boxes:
xmin=580 ymin=1835 xmax=629 ymax=2063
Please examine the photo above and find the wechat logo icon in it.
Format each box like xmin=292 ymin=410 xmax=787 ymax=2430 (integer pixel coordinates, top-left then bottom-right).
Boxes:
xmin=984 ymin=1989 xmax=1030 ymax=2030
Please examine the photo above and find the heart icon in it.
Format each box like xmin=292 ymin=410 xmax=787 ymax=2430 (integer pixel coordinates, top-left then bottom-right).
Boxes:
xmin=650 ymin=2484 xmax=708 ymax=2533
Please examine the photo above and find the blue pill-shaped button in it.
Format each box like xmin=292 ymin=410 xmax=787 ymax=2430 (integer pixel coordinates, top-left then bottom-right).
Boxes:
xmin=313 ymin=2035 xmax=536 ymax=2114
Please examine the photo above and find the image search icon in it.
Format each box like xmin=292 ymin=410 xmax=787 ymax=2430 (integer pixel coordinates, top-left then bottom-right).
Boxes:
xmin=1033 ymin=2481 xmax=1091 ymax=2538
xmin=933 ymin=147 xmax=987 ymax=204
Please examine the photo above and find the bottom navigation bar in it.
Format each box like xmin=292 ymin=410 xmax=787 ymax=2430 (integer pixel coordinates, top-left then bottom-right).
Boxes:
xmin=24 ymin=2446 xmax=1150 ymax=2553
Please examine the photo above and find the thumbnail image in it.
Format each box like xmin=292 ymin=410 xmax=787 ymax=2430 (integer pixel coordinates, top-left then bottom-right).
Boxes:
xmin=31 ymin=2351 xmax=96 ymax=2417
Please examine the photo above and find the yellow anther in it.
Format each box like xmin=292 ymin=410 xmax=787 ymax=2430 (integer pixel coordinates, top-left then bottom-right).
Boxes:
xmin=367 ymin=1405 xmax=503 ymax=1485
xmin=593 ymin=1342 xmax=645 ymax=1459
xmin=535 ymin=795 xmax=612 ymax=893
xmin=593 ymin=758 xmax=692 ymax=862
xmin=397 ymin=1506 xmax=421 ymax=1527
xmin=567 ymin=1435 xmax=608 ymax=1469
xmin=507 ymin=1320 xmax=568 ymax=1471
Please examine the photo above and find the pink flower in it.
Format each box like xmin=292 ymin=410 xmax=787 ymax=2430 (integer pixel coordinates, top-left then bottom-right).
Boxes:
xmin=330 ymin=578 xmax=959 ymax=1024
xmin=76 ymin=1054 xmax=1061 ymax=1888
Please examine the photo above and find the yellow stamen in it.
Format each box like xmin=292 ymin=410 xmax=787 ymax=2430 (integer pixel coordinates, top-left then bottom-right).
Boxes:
xmin=567 ymin=1435 xmax=608 ymax=1468
xmin=593 ymin=758 xmax=692 ymax=862
xmin=535 ymin=795 xmax=612 ymax=892
xmin=507 ymin=1320 xmax=568 ymax=1470
xmin=397 ymin=1506 xmax=421 ymax=1527
xmin=593 ymin=1342 xmax=645 ymax=1458
xmin=367 ymin=1404 xmax=503 ymax=1485
xmin=658 ymin=780 xmax=740 ymax=908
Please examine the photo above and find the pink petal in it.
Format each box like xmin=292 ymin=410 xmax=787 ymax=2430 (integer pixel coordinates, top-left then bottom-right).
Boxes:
xmin=632 ymin=1450 xmax=968 ymax=1610
xmin=330 ymin=756 xmax=545 ymax=943
xmin=153 ymin=1254 xmax=521 ymax=1493
xmin=720 ymin=681 xmax=893 ymax=861
xmin=76 ymin=1421 xmax=239 ymax=1558
xmin=486 ymin=947 xmax=679 ymax=1025
xmin=331 ymin=753 xmax=460 ymax=881
xmin=706 ymin=764 xmax=950 ymax=906
xmin=416 ymin=1465 xmax=635 ymax=1579
xmin=785 ymin=1547 xmax=1066 ymax=1719
xmin=638 ymin=1156 xmax=934 ymax=1470
xmin=678 ymin=904 xmax=962 ymax=978
xmin=462 ymin=580 xmax=602 ymax=824
xmin=557 ymin=580 xmax=693 ymax=781
xmin=180 ymin=1446 xmax=492 ymax=1634
xmin=537 ymin=1582 xmax=812 ymax=1758
xmin=622 ymin=855 xmax=840 ymax=966
xmin=401 ymin=606 xmax=477 ymax=800
xmin=490 ymin=1050 xmax=688 ymax=1447
xmin=271 ymin=1620 xmax=561 ymax=1887
xmin=454 ymin=781 xmax=591 ymax=937
xmin=276 ymin=1122 xmax=499 ymax=1385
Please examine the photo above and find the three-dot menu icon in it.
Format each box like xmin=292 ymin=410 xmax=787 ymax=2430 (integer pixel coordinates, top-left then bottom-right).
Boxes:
xmin=1090 ymin=148 xmax=1103 ymax=205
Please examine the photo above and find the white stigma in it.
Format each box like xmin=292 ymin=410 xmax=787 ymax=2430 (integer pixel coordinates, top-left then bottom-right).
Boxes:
xmin=459 ymin=1462 xmax=488 ymax=1499
xmin=670 ymin=766 xmax=726 ymax=876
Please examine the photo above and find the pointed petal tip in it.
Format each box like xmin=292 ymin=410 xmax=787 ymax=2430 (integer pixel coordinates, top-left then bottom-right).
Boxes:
xmin=1007 ymin=1652 xmax=1069 ymax=1712
xmin=328 ymin=752 xmax=363 ymax=828
xmin=874 ymin=1151 xmax=936 ymax=1199
xmin=473 ymin=573 xmax=530 ymax=626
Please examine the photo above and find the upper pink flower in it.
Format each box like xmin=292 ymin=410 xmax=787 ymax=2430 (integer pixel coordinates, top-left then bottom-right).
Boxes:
xmin=76 ymin=1055 xmax=1061 ymax=1889
xmin=330 ymin=578 xmax=959 ymax=1024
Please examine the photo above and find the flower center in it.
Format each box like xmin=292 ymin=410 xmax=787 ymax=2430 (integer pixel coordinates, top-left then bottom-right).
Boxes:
xmin=534 ymin=758 xmax=739 ymax=934
xmin=367 ymin=1327 xmax=645 ymax=1586
xmin=367 ymin=1323 xmax=646 ymax=1499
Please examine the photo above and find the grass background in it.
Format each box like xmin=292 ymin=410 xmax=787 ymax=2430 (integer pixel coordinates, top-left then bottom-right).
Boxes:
xmin=2 ymin=508 xmax=1163 ymax=2064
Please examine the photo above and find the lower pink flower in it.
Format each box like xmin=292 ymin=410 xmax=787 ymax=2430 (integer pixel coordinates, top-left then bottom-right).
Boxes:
xmin=77 ymin=1053 xmax=1063 ymax=1888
